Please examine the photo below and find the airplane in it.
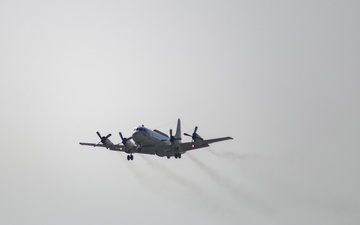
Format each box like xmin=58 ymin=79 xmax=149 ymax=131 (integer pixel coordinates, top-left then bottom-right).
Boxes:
xmin=79 ymin=119 xmax=233 ymax=161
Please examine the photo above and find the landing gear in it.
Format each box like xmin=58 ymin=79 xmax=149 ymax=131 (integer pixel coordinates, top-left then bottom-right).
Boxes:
xmin=174 ymin=153 xmax=181 ymax=159
xmin=127 ymin=154 xmax=134 ymax=161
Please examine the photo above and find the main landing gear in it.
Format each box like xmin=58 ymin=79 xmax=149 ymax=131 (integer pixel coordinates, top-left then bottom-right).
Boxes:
xmin=127 ymin=154 xmax=134 ymax=161
xmin=166 ymin=153 xmax=181 ymax=159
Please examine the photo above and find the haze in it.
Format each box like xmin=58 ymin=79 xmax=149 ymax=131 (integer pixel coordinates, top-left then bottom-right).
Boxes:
xmin=1 ymin=0 xmax=359 ymax=224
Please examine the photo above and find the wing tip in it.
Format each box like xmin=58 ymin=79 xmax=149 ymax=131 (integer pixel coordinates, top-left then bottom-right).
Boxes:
xmin=79 ymin=142 xmax=97 ymax=147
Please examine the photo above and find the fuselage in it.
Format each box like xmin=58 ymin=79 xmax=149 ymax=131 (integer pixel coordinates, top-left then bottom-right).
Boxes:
xmin=132 ymin=126 xmax=173 ymax=156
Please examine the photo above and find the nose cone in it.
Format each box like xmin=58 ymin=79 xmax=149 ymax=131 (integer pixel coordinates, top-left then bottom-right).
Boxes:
xmin=132 ymin=131 xmax=141 ymax=142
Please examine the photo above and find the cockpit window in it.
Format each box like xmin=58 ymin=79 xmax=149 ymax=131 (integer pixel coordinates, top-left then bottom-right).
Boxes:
xmin=136 ymin=127 xmax=146 ymax=132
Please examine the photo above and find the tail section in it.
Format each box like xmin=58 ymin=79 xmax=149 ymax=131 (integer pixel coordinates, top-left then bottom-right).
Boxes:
xmin=175 ymin=118 xmax=181 ymax=140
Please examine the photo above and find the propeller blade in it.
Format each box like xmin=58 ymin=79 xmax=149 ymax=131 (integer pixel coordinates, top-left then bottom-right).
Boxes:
xmin=184 ymin=126 xmax=202 ymax=141
xmin=170 ymin=129 xmax=173 ymax=137
xmin=96 ymin=132 xmax=102 ymax=139
xmin=119 ymin=132 xmax=132 ymax=145
xmin=105 ymin=133 xmax=112 ymax=139
xmin=119 ymin=132 xmax=124 ymax=140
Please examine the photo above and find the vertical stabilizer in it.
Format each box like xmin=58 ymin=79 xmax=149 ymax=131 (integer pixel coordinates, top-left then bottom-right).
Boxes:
xmin=175 ymin=118 xmax=181 ymax=140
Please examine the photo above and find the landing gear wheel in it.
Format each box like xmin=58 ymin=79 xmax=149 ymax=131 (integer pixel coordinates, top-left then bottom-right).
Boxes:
xmin=127 ymin=155 xmax=130 ymax=161
xmin=130 ymin=154 xmax=134 ymax=160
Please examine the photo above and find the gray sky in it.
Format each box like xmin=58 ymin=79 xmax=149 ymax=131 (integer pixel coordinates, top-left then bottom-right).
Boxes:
xmin=1 ymin=0 xmax=359 ymax=224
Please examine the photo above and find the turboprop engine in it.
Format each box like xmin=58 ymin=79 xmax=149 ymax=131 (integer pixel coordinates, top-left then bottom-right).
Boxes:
xmin=119 ymin=132 xmax=136 ymax=153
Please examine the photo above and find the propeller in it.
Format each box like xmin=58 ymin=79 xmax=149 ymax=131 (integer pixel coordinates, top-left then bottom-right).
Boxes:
xmin=184 ymin=126 xmax=203 ymax=141
xmin=169 ymin=129 xmax=181 ymax=143
xmin=96 ymin=131 xmax=112 ymax=145
xmin=119 ymin=132 xmax=132 ymax=146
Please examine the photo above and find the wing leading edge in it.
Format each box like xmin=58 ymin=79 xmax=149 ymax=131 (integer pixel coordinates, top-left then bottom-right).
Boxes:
xmin=79 ymin=142 xmax=125 ymax=151
xmin=180 ymin=136 xmax=233 ymax=152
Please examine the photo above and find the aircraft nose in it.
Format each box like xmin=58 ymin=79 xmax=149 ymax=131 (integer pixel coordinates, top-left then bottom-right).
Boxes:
xmin=132 ymin=131 xmax=143 ymax=145
xmin=132 ymin=131 xmax=140 ymax=139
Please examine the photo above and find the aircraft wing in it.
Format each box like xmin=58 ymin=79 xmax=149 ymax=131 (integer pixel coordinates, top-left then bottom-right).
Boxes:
xmin=181 ymin=136 xmax=233 ymax=152
xmin=79 ymin=142 xmax=125 ymax=151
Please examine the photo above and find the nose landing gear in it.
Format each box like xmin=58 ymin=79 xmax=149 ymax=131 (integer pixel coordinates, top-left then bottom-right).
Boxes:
xmin=127 ymin=154 xmax=134 ymax=161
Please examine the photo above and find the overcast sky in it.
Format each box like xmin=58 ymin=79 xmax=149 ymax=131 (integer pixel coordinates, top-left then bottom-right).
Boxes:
xmin=1 ymin=0 xmax=359 ymax=224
